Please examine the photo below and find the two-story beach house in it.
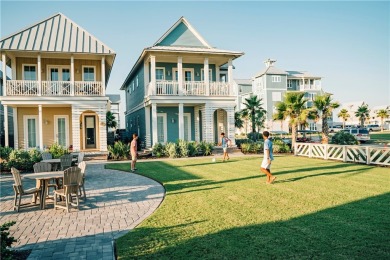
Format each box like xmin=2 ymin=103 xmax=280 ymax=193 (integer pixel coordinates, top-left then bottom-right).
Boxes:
xmin=121 ymin=17 xmax=243 ymax=147
xmin=252 ymin=59 xmax=324 ymax=132
xmin=0 ymin=13 xmax=116 ymax=152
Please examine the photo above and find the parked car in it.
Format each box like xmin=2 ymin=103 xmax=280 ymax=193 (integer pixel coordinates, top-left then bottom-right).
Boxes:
xmin=329 ymin=125 xmax=343 ymax=133
xmin=342 ymin=128 xmax=370 ymax=142
xmin=366 ymin=124 xmax=381 ymax=132
xmin=296 ymin=130 xmax=321 ymax=143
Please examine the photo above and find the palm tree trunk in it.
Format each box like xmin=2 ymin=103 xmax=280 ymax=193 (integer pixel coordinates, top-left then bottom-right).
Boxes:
xmin=291 ymin=123 xmax=297 ymax=151
xmin=381 ymin=118 xmax=384 ymax=132
xmin=322 ymin=115 xmax=329 ymax=144
xmin=342 ymin=120 xmax=345 ymax=129
xmin=251 ymin=111 xmax=256 ymax=133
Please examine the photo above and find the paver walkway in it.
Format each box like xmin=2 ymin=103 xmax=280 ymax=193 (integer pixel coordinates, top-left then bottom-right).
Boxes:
xmin=0 ymin=162 xmax=165 ymax=259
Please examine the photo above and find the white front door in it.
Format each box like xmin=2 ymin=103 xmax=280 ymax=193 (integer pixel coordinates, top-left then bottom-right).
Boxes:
xmin=183 ymin=113 xmax=191 ymax=141
xmin=157 ymin=113 xmax=167 ymax=143
xmin=54 ymin=115 xmax=69 ymax=147
xmin=24 ymin=116 xmax=39 ymax=149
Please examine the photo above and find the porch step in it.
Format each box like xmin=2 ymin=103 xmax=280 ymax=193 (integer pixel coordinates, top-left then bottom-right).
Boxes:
xmin=81 ymin=151 xmax=108 ymax=161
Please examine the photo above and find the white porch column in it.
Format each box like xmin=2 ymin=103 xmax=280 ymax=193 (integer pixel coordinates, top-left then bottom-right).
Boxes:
xmin=101 ymin=56 xmax=106 ymax=96
xmin=4 ymin=105 xmax=8 ymax=146
xmin=37 ymin=55 xmax=42 ymax=96
xmin=194 ymin=106 xmax=200 ymax=142
xmin=2 ymin=53 xmax=6 ymax=96
xmin=178 ymin=103 xmax=184 ymax=140
xmin=178 ymin=57 xmax=183 ymax=95
xmin=150 ymin=56 xmax=156 ymax=95
xmin=228 ymin=59 xmax=233 ymax=95
xmin=204 ymin=58 xmax=210 ymax=96
xmin=144 ymin=60 xmax=150 ymax=97
xmin=71 ymin=105 xmax=81 ymax=151
xmin=216 ymin=66 xmax=220 ymax=82
xmin=38 ymin=105 xmax=43 ymax=150
xmin=204 ymin=104 xmax=214 ymax=143
xmin=152 ymin=103 xmax=158 ymax=146
xmin=11 ymin=57 xmax=16 ymax=80
xmin=227 ymin=107 xmax=235 ymax=145
xmin=70 ymin=55 xmax=75 ymax=96
xmin=145 ymin=106 xmax=151 ymax=147
xmin=13 ymin=107 xmax=18 ymax=149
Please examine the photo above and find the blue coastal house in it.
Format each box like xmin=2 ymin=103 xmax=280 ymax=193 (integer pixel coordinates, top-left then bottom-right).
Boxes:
xmin=121 ymin=17 xmax=243 ymax=147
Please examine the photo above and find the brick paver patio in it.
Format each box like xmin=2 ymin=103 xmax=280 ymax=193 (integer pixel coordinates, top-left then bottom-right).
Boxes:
xmin=0 ymin=162 xmax=165 ymax=259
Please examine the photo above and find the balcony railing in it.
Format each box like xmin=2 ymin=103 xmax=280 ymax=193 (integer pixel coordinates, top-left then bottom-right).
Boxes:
xmin=5 ymin=80 xmax=103 ymax=96
xmin=300 ymin=84 xmax=321 ymax=91
xmin=148 ymin=80 xmax=233 ymax=96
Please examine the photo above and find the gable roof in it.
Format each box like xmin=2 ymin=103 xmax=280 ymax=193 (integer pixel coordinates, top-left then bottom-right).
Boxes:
xmin=154 ymin=17 xmax=211 ymax=48
xmin=254 ymin=66 xmax=288 ymax=78
xmin=0 ymin=13 xmax=115 ymax=54
xmin=286 ymin=71 xmax=321 ymax=79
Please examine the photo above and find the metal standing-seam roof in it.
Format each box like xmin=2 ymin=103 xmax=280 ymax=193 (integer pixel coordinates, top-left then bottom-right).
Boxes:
xmin=0 ymin=12 xmax=115 ymax=54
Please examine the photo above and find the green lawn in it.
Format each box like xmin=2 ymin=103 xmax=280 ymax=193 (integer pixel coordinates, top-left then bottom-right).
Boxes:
xmin=106 ymin=155 xmax=390 ymax=259
xmin=370 ymin=132 xmax=390 ymax=142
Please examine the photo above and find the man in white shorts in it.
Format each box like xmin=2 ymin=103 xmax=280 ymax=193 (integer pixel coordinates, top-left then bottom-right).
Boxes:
xmin=261 ymin=131 xmax=276 ymax=184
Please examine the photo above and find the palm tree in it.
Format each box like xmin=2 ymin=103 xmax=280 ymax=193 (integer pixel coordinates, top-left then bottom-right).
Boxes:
xmin=274 ymin=92 xmax=307 ymax=148
xmin=338 ymin=108 xmax=350 ymax=129
xmin=234 ymin=111 xmax=244 ymax=129
xmin=355 ymin=102 xmax=370 ymax=127
xmin=242 ymin=95 xmax=266 ymax=135
xmin=312 ymin=94 xmax=340 ymax=144
xmin=376 ymin=108 xmax=389 ymax=132
xmin=106 ymin=111 xmax=117 ymax=129
xmin=272 ymin=108 xmax=286 ymax=131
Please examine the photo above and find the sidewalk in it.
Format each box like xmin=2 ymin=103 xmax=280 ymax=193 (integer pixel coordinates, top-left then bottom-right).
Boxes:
xmin=0 ymin=162 xmax=165 ymax=260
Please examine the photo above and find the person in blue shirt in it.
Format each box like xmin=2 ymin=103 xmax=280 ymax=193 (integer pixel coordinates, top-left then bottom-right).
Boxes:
xmin=261 ymin=131 xmax=276 ymax=184
xmin=219 ymin=132 xmax=231 ymax=162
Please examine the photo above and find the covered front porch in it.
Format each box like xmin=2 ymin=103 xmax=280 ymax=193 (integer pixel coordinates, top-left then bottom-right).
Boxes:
xmin=143 ymin=101 xmax=235 ymax=147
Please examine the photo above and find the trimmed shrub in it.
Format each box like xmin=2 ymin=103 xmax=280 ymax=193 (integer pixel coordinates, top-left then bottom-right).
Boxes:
xmin=187 ymin=141 xmax=199 ymax=157
xmin=6 ymin=149 xmax=41 ymax=171
xmin=107 ymin=141 xmax=130 ymax=160
xmin=165 ymin=142 xmax=178 ymax=158
xmin=152 ymin=143 xmax=166 ymax=158
xmin=177 ymin=139 xmax=189 ymax=158
xmin=247 ymin=132 xmax=262 ymax=141
xmin=331 ymin=132 xmax=359 ymax=145
xmin=235 ymin=138 xmax=252 ymax=148
xmin=49 ymin=143 xmax=69 ymax=159
xmin=0 ymin=146 xmax=13 ymax=161
xmin=1 ymin=221 xmax=17 ymax=260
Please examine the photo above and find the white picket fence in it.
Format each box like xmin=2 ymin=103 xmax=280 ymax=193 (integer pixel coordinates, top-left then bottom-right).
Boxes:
xmin=294 ymin=143 xmax=390 ymax=166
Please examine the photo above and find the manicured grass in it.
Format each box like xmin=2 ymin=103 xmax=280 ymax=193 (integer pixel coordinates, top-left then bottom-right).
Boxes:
xmin=370 ymin=132 xmax=390 ymax=142
xmin=106 ymin=155 xmax=390 ymax=259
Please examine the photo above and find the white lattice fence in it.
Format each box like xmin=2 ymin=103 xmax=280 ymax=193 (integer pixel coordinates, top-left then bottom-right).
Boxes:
xmin=294 ymin=143 xmax=390 ymax=167
xmin=327 ymin=145 xmax=344 ymax=161
xmin=369 ymin=147 xmax=390 ymax=166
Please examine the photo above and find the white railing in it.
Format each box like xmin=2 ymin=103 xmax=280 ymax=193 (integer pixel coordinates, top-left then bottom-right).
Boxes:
xmin=42 ymin=81 xmax=72 ymax=96
xmin=148 ymin=81 xmax=232 ymax=96
xmin=300 ymin=84 xmax=321 ymax=91
xmin=294 ymin=143 xmax=390 ymax=166
xmin=156 ymin=80 xmax=179 ymax=95
xmin=6 ymin=80 xmax=39 ymax=96
xmin=5 ymin=80 xmax=104 ymax=96
xmin=74 ymin=81 xmax=102 ymax=96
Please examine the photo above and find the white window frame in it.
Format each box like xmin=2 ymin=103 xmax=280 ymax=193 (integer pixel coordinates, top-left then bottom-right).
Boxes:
xmin=173 ymin=68 xmax=195 ymax=81
xmin=156 ymin=67 xmax=166 ymax=81
xmin=183 ymin=113 xmax=192 ymax=141
xmin=82 ymin=65 xmax=96 ymax=81
xmin=132 ymin=81 xmax=135 ymax=91
xmin=136 ymin=75 xmax=139 ymax=87
xmin=287 ymin=80 xmax=292 ymax=89
xmin=23 ymin=115 xmax=39 ymax=150
xmin=157 ymin=113 xmax=167 ymax=143
xmin=201 ymin=69 xmax=213 ymax=81
xmin=54 ymin=115 xmax=69 ymax=147
xmin=22 ymin=64 xmax=37 ymax=80
xmin=309 ymin=122 xmax=317 ymax=131
xmin=47 ymin=65 xmax=71 ymax=81
xmin=272 ymin=75 xmax=281 ymax=83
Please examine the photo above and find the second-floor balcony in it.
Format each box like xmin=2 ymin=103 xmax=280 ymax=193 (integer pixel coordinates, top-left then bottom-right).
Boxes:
xmin=5 ymin=80 xmax=104 ymax=97
xmin=147 ymin=80 xmax=234 ymax=97
xmin=299 ymin=83 xmax=321 ymax=91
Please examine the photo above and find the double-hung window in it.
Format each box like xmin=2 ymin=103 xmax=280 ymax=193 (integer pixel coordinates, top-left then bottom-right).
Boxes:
xmin=23 ymin=65 xmax=37 ymax=80
xmin=156 ymin=68 xmax=165 ymax=81
xmin=83 ymin=67 xmax=95 ymax=81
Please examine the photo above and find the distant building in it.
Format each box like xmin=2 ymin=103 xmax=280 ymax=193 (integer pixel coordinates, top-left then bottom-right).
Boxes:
xmin=251 ymin=59 xmax=325 ymax=132
xmin=106 ymin=94 xmax=121 ymax=132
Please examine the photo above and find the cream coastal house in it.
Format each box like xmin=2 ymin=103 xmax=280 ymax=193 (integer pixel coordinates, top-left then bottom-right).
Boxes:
xmin=0 ymin=13 xmax=115 ymax=152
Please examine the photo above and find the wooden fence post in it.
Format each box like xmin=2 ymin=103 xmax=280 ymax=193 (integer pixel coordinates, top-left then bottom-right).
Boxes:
xmin=309 ymin=144 xmax=313 ymax=158
xmin=366 ymin=147 xmax=370 ymax=165
xmin=324 ymin=144 xmax=328 ymax=160
xmin=343 ymin=146 xmax=347 ymax=162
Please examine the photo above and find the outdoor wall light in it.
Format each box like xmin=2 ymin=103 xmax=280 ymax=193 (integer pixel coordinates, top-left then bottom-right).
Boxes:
xmin=167 ymin=70 xmax=171 ymax=76
xmin=196 ymin=71 xmax=200 ymax=77
xmin=171 ymin=118 xmax=175 ymax=123
xmin=44 ymin=119 xmax=49 ymax=125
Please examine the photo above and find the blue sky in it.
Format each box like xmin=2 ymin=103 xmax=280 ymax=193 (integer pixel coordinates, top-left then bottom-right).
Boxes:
xmin=1 ymin=1 xmax=389 ymax=119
